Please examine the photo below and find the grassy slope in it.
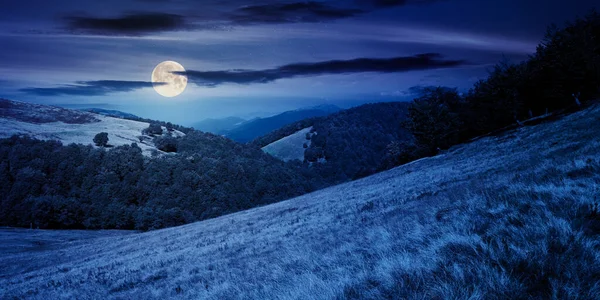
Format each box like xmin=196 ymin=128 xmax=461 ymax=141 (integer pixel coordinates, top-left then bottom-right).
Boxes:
xmin=2 ymin=105 xmax=600 ymax=299
xmin=0 ymin=113 xmax=184 ymax=156
xmin=261 ymin=126 xmax=312 ymax=162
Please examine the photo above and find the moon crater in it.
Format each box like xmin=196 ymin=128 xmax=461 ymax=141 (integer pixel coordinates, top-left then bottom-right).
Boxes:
xmin=151 ymin=61 xmax=188 ymax=97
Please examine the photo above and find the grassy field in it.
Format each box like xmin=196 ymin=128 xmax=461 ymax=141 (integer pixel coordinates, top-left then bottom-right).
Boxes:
xmin=1 ymin=104 xmax=600 ymax=299
xmin=0 ymin=99 xmax=186 ymax=156
xmin=261 ymin=126 xmax=312 ymax=162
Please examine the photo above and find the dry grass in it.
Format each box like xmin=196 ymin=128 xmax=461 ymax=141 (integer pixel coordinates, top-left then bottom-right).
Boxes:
xmin=1 ymin=105 xmax=600 ymax=299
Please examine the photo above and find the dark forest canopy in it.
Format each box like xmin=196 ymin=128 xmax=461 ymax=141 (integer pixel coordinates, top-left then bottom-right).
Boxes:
xmin=0 ymin=133 xmax=326 ymax=230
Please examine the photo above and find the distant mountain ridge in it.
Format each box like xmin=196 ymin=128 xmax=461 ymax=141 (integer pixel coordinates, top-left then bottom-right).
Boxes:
xmin=191 ymin=116 xmax=246 ymax=135
xmin=222 ymin=104 xmax=342 ymax=142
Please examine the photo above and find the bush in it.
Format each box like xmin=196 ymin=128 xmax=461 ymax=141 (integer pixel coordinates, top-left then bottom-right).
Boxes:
xmin=381 ymin=139 xmax=428 ymax=168
xmin=93 ymin=132 xmax=109 ymax=147
xmin=143 ymin=123 xmax=163 ymax=135
xmin=154 ymin=136 xmax=178 ymax=153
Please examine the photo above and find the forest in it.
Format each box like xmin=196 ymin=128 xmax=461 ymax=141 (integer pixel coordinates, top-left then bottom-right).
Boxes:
xmin=1 ymin=11 xmax=599 ymax=230
xmin=0 ymin=132 xmax=327 ymax=230
xmin=395 ymin=11 xmax=600 ymax=165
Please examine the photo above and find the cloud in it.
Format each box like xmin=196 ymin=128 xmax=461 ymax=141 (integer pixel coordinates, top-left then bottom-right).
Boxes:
xmin=229 ymin=2 xmax=363 ymax=25
xmin=20 ymin=80 xmax=164 ymax=96
xmin=60 ymin=0 xmax=444 ymax=35
xmin=357 ymin=0 xmax=442 ymax=7
xmin=63 ymin=13 xmax=189 ymax=35
xmin=177 ymin=53 xmax=467 ymax=87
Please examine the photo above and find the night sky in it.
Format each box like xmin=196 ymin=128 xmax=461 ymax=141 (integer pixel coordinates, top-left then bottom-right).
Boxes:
xmin=0 ymin=0 xmax=596 ymax=124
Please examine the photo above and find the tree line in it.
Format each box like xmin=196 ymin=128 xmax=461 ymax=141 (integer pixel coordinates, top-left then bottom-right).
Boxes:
xmin=389 ymin=11 xmax=600 ymax=166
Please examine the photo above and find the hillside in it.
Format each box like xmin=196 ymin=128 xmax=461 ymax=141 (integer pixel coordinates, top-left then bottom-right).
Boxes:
xmin=0 ymin=99 xmax=328 ymax=230
xmin=2 ymin=102 xmax=599 ymax=299
xmin=0 ymin=99 xmax=184 ymax=156
xmin=261 ymin=126 xmax=313 ymax=162
xmin=223 ymin=104 xmax=340 ymax=142
xmin=1 ymin=99 xmax=99 ymax=124
xmin=254 ymin=102 xmax=413 ymax=181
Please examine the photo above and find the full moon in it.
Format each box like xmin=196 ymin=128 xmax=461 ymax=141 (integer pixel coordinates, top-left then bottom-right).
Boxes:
xmin=151 ymin=61 xmax=188 ymax=97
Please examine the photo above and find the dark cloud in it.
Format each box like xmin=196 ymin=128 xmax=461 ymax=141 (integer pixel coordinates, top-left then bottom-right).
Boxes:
xmin=64 ymin=13 xmax=188 ymax=35
xmin=357 ymin=0 xmax=442 ymax=8
xmin=60 ymin=0 xmax=444 ymax=35
xmin=20 ymin=80 xmax=164 ymax=96
xmin=178 ymin=53 xmax=468 ymax=87
xmin=229 ymin=2 xmax=363 ymax=25
xmin=62 ymin=3 xmax=362 ymax=35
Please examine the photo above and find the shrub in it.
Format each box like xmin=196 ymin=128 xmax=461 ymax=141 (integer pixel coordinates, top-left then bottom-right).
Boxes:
xmin=154 ymin=136 xmax=178 ymax=153
xmin=93 ymin=132 xmax=109 ymax=147
xmin=143 ymin=123 xmax=163 ymax=135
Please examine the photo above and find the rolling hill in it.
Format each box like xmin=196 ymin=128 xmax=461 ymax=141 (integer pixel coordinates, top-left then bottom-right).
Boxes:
xmin=0 ymin=98 xmax=328 ymax=230
xmin=255 ymin=102 xmax=413 ymax=182
xmin=2 ymin=102 xmax=599 ymax=299
xmin=261 ymin=126 xmax=314 ymax=162
xmin=0 ymin=99 xmax=185 ymax=156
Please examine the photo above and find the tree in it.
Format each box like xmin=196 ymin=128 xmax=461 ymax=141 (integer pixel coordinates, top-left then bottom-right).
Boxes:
xmin=465 ymin=61 xmax=528 ymax=135
xmin=520 ymin=11 xmax=600 ymax=113
xmin=143 ymin=123 xmax=163 ymax=135
xmin=406 ymin=87 xmax=465 ymax=153
xmin=381 ymin=139 xmax=428 ymax=169
xmin=93 ymin=132 xmax=109 ymax=147
xmin=155 ymin=136 xmax=178 ymax=153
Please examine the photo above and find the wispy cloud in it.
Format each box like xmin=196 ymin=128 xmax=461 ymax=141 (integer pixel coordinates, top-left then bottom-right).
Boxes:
xmin=20 ymin=80 xmax=164 ymax=96
xmin=228 ymin=2 xmax=363 ymax=25
xmin=63 ymin=13 xmax=190 ymax=36
xmin=355 ymin=0 xmax=444 ymax=8
xmin=60 ymin=0 xmax=446 ymax=35
xmin=178 ymin=53 xmax=468 ymax=87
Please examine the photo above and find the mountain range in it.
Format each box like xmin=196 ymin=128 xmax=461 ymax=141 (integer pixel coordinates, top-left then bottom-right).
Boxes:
xmin=192 ymin=104 xmax=341 ymax=142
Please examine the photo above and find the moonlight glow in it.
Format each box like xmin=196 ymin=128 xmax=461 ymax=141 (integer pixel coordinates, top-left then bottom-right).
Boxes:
xmin=151 ymin=61 xmax=187 ymax=97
